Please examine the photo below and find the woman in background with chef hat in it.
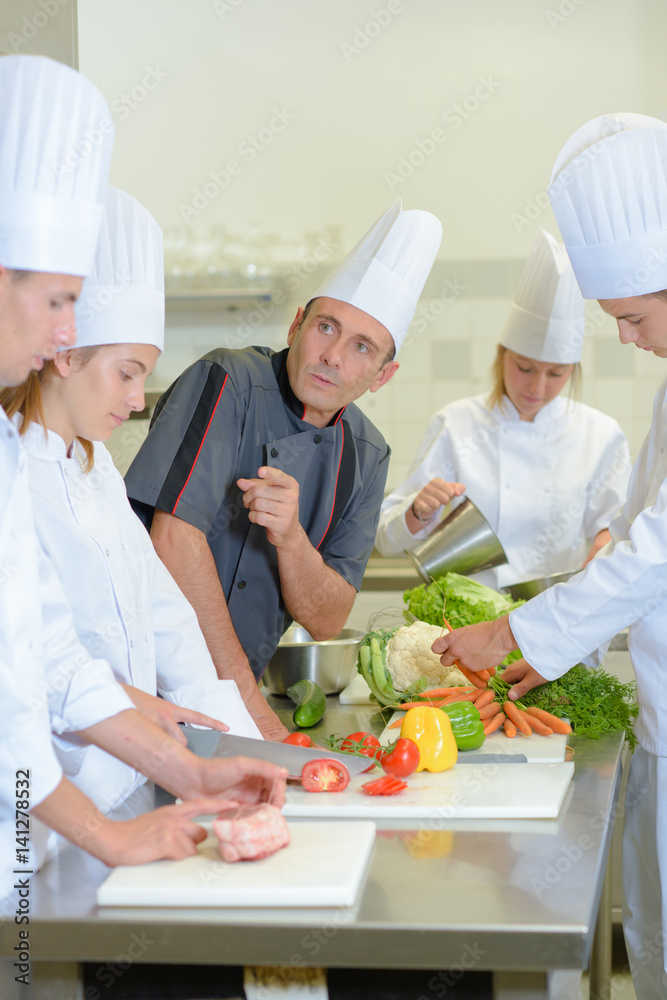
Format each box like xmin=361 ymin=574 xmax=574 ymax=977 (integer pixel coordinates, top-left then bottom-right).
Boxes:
xmin=0 ymin=185 xmax=264 ymax=818
xmin=434 ymin=113 xmax=667 ymax=1000
xmin=375 ymin=229 xmax=631 ymax=589
xmin=0 ymin=56 xmax=284 ymax=905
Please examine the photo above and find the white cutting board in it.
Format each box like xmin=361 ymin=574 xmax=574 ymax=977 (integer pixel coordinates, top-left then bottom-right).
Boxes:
xmin=379 ymin=711 xmax=569 ymax=763
xmin=97 ymin=820 xmax=375 ymax=908
xmin=282 ymin=762 xmax=574 ymax=820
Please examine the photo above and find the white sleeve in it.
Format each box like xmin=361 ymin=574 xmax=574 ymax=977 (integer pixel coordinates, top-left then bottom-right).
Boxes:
xmin=38 ymin=547 xmax=134 ymax=735
xmin=149 ymin=546 xmax=263 ymax=738
xmin=509 ymin=474 xmax=667 ymax=680
xmin=583 ymin=419 xmax=632 ymax=543
xmin=375 ymin=410 xmax=460 ymax=556
xmin=0 ymin=661 xmax=63 ymax=811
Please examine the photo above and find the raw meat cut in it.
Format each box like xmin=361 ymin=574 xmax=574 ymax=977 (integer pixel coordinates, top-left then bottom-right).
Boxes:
xmin=212 ymin=803 xmax=290 ymax=862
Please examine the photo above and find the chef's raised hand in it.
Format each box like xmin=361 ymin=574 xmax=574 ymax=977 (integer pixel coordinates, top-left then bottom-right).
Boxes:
xmin=500 ymin=657 xmax=548 ymax=701
xmin=432 ymin=616 xmax=518 ymax=674
xmin=192 ymin=756 xmax=288 ymax=809
xmin=237 ymin=466 xmax=300 ymax=547
xmin=407 ymin=477 xmax=466 ymax=532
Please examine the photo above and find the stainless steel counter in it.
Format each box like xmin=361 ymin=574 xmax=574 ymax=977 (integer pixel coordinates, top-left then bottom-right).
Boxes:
xmin=0 ymin=697 xmax=625 ymax=1000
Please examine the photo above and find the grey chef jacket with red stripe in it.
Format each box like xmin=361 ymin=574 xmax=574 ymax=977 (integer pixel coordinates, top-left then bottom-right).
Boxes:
xmin=125 ymin=346 xmax=391 ymax=678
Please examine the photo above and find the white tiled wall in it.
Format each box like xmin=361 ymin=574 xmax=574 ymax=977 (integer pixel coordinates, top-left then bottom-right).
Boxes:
xmin=109 ymin=258 xmax=667 ymax=487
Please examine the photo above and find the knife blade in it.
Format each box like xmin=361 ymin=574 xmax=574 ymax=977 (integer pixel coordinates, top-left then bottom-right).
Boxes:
xmin=209 ymin=732 xmax=372 ymax=776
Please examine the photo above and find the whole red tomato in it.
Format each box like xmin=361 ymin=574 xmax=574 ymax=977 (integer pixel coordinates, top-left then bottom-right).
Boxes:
xmin=283 ymin=732 xmax=313 ymax=747
xmin=340 ymin=731 xmax=382 ymax=772
xmin=381 ymin=738 xmax=420 ymax=778
xmin=301 ymin=758 xmax=350 ymax=793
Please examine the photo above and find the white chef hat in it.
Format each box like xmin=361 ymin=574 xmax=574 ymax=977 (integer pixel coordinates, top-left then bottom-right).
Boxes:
xmin=548 ymin=112 xmax=667 ymax=298
xmin=0 ymin=55 xmax=114 ymax=276
xmin=74 ymin=187 xmax=165 ymax=352
xmin=312 ymin=200 xmax=443 ymax=352
xmin=500 ymin=229 xmax=585 ymax=364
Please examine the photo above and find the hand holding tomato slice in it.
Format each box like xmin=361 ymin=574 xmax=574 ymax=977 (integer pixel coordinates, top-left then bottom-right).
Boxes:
xmin=300 ymin=758 xmax=350 ymax=792
xmin=380 ymin=738 xmax=420 ymax=778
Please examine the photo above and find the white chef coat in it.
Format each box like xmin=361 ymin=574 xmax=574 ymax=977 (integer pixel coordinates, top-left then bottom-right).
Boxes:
xmin=0 ymin=410 xmax=133 ymax=901
xmin=375 ymin=394 xmax=631 ymax=589
xmin=507 ymin=376 xmax=667 ymax=998
xmin=20 ymin=422 xmax=262 ymax=813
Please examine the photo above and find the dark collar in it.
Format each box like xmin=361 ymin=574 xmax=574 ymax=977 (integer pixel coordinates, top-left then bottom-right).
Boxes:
xmin=271 ymin=347 xmax=346 ymax=427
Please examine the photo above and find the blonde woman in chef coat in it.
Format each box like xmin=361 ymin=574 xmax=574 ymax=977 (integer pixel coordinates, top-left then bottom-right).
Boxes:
xmin=435 ymin=114 xmax=667 ymax=1000
xmin=375 ymin=230 xmax=631 ymax=589
xmin=0 ymin=186 xmax=264 ymax=817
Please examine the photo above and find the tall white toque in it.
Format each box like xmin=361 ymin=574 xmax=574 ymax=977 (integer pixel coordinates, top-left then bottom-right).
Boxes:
xmin=313 ymin=199 xmax=443 ymax=352
xmin=74 ymin=187 xmax=165 ymax=352
xmin=500 ymin=229 xmax=585 ymax=364
xmin=548 ymin=112 xmax=667 ymax=299
xmin=0 ymin=54 xmax=114 ymax=276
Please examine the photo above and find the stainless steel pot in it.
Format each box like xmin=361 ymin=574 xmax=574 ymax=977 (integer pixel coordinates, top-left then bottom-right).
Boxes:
xmin=405 ymin=496 xmax=508 ymax=583
xmin=262 ymin=625 xmax=365 ymax=695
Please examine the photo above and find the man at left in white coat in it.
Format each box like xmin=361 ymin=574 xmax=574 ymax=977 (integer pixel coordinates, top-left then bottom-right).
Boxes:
xmin=0 ymin=56 xmax=286 ymax=908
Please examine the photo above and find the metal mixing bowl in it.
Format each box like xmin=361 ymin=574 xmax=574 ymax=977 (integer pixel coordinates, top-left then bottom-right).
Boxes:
xmin=262 ymin=625 xmax=366 ymax=695
xmin=501 ymin=569 xmax=579 ymax=601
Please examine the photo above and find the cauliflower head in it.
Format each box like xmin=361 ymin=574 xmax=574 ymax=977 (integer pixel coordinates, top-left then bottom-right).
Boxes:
xmin=385 ymin=620 xmax=468 ymax=692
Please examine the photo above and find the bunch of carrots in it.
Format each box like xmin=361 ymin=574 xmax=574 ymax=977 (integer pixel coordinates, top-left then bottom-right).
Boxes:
xmin=387 ymin=610 xmax=572 ymax=740
xmin=387 ymin=673 xmax=571 ymax=739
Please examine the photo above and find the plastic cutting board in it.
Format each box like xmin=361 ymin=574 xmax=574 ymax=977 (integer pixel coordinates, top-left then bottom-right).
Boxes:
xmin=379 ymin=711 xmax=569 ymax=763
xmin=97 ymin=820 xmax=376 ymax=908
xmin=282 ymin=762 xmax=574 ymax=819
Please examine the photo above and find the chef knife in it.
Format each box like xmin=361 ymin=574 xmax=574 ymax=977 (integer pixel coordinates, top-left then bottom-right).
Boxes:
xmin=209 ymin=732 xmax=372 ymax=777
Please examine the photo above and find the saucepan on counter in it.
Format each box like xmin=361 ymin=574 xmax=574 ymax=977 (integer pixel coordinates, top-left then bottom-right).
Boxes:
xmin=262 ymin=625 xmax=365 ymax=695
xmin=405 ymin=496 xmax=508 ymax=583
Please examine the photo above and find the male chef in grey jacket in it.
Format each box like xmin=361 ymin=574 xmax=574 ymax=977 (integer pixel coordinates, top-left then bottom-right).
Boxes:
xmin=126 ymin=201 xmax=442 ymax=739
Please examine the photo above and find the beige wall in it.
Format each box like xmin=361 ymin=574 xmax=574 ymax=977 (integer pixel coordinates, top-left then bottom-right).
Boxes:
xmin=75 ymin=0 xmax=667 ymax=482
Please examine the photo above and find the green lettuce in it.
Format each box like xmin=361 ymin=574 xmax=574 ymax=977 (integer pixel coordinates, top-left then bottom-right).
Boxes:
xmin=403 ymin=572 xmax=525 ymax=666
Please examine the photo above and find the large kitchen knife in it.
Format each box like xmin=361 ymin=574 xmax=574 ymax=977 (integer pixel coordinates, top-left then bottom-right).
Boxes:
xmin=456 ymin=753 xmax=527 ymax=763
xmin=209 ymin=732 xmax=372 ymax=777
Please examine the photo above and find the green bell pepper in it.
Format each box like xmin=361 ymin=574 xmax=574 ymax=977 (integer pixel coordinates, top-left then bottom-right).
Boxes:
xmin=440 ymin=702 xmax=485 ymax=751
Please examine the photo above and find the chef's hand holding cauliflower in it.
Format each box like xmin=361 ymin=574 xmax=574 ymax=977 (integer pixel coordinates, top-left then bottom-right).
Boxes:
xmin=357 ymin=620 xmax=468 ymax=705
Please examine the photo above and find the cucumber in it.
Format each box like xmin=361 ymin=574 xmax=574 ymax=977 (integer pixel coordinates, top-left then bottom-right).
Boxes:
xmin=286 ymin=679 xmax=327 ymax=728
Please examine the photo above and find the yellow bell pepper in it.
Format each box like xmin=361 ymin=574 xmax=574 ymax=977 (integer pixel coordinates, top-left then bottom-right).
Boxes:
xmin=400 ymin=705 xmax=458 ymax=772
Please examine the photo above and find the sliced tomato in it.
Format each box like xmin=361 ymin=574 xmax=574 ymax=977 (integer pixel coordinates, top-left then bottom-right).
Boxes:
xmin=283 ymin=732 xmax=313 ymax=747
xmin=301 ymin=758 xmax=350 ymax=793
xmin=340 ymin=731 xmax=382 ymax=772
xmin=361 ymin=775 xmax=408 ymax=796
xmin=380 ymin=738 xmax=420 ymax=778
